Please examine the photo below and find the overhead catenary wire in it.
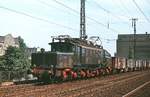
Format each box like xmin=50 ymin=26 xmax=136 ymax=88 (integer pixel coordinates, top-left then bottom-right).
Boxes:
xmin=35 ymin=0 xmax=73 ymax=15
xmin=35 ymin=0 xmax=80 ymax=26
xmin=132 ymin=0 xmax=150 ymax=23
xmin=119 ymin=0 xmax=132 ymax=15
xmin=51 ymin=0 xmax=121 ymax=33
xmin=119 ymin=0 xmax=149 ymax=33
xmin=52 ymin=0 xmax=79 ymax=14
xmin=91 ymin=0 xmax=130 ymax=21
xmin=0 ymin=6 xmax=78 ymax=32
xmin=111 ymin=0 xmax=129 ymax=17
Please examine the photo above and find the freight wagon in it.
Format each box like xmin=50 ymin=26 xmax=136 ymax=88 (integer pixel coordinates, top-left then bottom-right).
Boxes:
xmin=112 ymin=57 xmax=150 ymax=73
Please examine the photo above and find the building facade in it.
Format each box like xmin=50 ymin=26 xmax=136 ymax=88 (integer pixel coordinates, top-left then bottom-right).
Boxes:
xmin=0 ymin=34 xmax=19 ymax=56
xmin=25 ymin=48 xmax=38 ymax=59
xmin=117 ymin=33 xmax=150 ymax=60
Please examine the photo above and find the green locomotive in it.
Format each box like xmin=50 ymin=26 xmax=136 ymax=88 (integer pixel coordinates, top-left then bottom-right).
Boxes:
xmin=31 ymin=35 xmax=112 ymax=82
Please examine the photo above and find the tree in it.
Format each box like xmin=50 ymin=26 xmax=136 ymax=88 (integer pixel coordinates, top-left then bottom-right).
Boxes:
xmin=3 ymin=46 xmax=21 ymax=71
xmin=0 ymin=37 xmax=31 ymax=80
xmin=18 ymin=36 xmax=31 ymax=69
xmin=18 ymin=36 xmax=27 ymax=52
xmin=2 ymin=46 xmax=30 ymax=80
xmin=0 ymin=56 xmax=4 ymax=70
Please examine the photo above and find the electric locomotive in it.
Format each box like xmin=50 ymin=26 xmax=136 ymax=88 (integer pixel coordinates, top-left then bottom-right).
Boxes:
xmin=31 ymin=35 xmax=112 ymax=81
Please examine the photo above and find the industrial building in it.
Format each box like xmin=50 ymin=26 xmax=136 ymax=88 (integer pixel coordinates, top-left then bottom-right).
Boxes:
xmin=116 ymin=33 xmax=150 ymax=60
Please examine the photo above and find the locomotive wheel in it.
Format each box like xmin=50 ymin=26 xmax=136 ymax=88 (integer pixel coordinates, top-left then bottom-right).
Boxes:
xmin=62 ymin=69 xmax=73 ymax=81
xmin=79 ymin=70 xmax=86 ymax=79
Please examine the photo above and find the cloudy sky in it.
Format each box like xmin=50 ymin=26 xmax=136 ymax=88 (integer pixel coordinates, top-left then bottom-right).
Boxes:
xmin=0 ymin=0 xmax=150 ymax=56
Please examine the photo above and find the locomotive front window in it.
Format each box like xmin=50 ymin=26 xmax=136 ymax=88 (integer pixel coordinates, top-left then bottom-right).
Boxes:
xmin=51 ymin=43 xmax=73 ymax=52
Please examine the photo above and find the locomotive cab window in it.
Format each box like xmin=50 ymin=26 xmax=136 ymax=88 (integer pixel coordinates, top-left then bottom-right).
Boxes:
xmin=50 ymin=42 xmax=73 ymax=52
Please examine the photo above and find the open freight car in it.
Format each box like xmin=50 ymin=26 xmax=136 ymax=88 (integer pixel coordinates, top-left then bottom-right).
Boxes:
xmin=112 ymin=57 xmax=150 ymax=73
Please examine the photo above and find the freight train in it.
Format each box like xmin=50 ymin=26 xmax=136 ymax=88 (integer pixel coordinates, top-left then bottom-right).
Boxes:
xmin=31 ymin=35 xmax=150 ymax=82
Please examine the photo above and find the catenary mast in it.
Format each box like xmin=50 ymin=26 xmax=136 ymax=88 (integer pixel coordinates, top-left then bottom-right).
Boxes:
xmin=131 ymin=18 xmax=138 ymax=59
xmin=80 ymin=0 xmax=87 ymax=40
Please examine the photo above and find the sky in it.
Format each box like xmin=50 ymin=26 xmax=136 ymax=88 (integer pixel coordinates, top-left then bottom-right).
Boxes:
xmin=0 ymin=0 xmax=150 ymax=56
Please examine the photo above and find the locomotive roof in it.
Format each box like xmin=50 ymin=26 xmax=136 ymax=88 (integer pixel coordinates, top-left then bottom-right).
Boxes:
xmin=50 ymin=38 xmax=102 ymax=50
xmin=66 ymin=38 xmax=95 ymax=47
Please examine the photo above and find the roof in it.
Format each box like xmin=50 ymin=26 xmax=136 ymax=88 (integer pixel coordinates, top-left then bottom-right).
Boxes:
xmin=50 ymin=38 xmax=102 ymax=50
xmin=66 ymin=38 xmax=95 ymax=47
xmin=0 ymin=34 xmax=19 ymax=44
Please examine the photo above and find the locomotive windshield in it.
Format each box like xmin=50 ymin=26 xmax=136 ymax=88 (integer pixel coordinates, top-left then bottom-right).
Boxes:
xmin=50 ymin=42 xmax=73 ymax=52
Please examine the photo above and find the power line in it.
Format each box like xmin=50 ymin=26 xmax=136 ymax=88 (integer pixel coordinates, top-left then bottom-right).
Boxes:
xmin=35 ymin=0 xmax=72 ymax=15
xmin=52 ymin=0 xmax=79 ymax=14
xmin=86 ymin=16 xmax=119 ymax=32
xmin=91 ymin=0 xmax=130 ymax=21
xmin=119 ymin=0 xmax=132 ymax=16
xmin=132 ymin=0 xmax=150 ymax=23
xmin=119 ymin=0 xmax=148 ymax=33
xmin=102 ymin=38 xmax=116 ymax=42
xmin=51 ymin=0 xmax=120 ymax=33
xmin=111 ymin=0 xmax=130 ymax=18
xmin=0 ymin=6 xmax=78 ymax=31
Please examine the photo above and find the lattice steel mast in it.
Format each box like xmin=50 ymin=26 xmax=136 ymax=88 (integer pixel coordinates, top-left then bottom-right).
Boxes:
xmin=131 ymin=18 xmax=138 ymax=59
xmin=80 ymin=0 xmax=87 ymax=40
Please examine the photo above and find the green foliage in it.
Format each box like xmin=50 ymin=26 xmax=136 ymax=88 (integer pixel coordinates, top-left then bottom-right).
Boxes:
xmin=0 ymin=37 xmax=31 ymax=81
xmin=0 ymin=56 xmax=5 ymax=70
xmin=18 ymin=36 xmax=27 ymax=52
xmin=18 ymin=36 xmax=31 ymax=70
xmin=3 ymin=46 xmax=30 ymax=71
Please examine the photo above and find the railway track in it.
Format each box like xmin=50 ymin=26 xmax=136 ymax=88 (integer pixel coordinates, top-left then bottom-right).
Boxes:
xmin=0 ymin=70 xmax=149 ymax=97
xmin=54 ymin=71 xmax=149 ymax=97
xmin=122 ymin=81 xmax=150 ymax=97
xmin=85 ymin=70 xmax=150 ymax=97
